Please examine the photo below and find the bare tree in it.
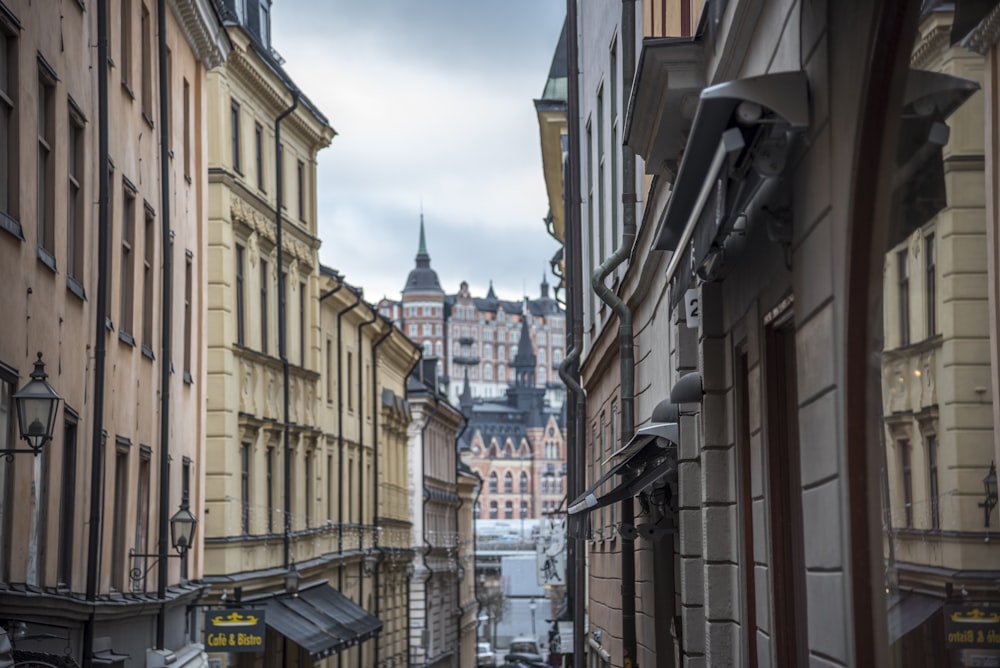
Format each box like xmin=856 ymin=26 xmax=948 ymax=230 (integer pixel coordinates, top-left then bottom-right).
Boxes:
xmin=478 ymin=583 xmax=508 ymax=649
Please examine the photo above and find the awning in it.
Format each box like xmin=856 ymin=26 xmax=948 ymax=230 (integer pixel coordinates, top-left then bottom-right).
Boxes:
xmin=653 ymin=71 xmax=810 ymax=252
xmin=568 ymin=437 xmax=676 ymax=515
xmin=261 ymin=583 xmax=382 ymax=659
xmin=886 ymin=591 xmax=943 ymax=645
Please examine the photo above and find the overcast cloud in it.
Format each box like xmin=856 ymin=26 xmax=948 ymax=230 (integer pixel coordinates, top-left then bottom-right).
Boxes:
xmin=271 ymin=1 xmax=566 ymax=303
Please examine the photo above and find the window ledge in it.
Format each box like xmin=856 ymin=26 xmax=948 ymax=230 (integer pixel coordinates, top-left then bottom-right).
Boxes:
xmin=141 ymin=343 xmax=155 ymax=361
xmin=142 ymin=112 xmax=154 ymax=129
xmin=121 ymin=80 xmax=134 ymax=100
xmin=37 ymin=246 xmax=57 ymax=273
xmin=0 ymin=212 xmax=23 ymax=241
xmin=183 ymin=370 xmax=193 ymax=385
xmin=118 ymin=330 xmax=135 ymax=347
xmin=105 ymin=316 xmax=115 ymax=332
xmin=67 ymin=276 xmax=87 ymax=301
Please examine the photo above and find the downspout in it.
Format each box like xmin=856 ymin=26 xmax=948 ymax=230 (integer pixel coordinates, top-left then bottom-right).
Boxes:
xmin=560 ymin=0 xmax=586 ymax=664
xmin=453 ymin=412 xmax=469 ymax=667
xmin=588 ymin=1 xmax=638 ymax=664
xmin=370 ymin=321 xmax=392 ymax=667
xmin=403 ymin=352 xmax=421 ymax=667
xmin=357 ymin=307 xmax=379 ymax=620
xmin=155 ymin=0 xmax=174 ymax=649
xmin=336 ymin=288 xmax=363 ymax=589
xmin=84 ymin=1 xmax=110 ymax=665
xmin=275 ymin=91 xmax=300 ymax=572
xmin=421 ymin=397 xmax=442 ymax=664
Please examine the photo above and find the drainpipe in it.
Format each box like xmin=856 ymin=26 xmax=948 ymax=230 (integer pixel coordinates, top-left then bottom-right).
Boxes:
xmin=402 ymin=350 xmax=421 ymax=666
xmin=84 ymin=1 xmax=110 ymax=665
xmin=155 ymin=0 xmax=175 ymax=649
xmin=588 ymin=1 xmax=638 ymax=664
xmin=559 ymin=0 xmax=586 ymax=664
xmin=336 ymin=287 xmax=363 ymax=589
xmin=453 ymin=412 xmax=469 ymax=667
xmin=357 ymin=306 xmax=378 ymax=623
xmin=370 ymin=320 xmax=392 ymax=667
xmin=421 ymin=395 xmax=442 ymax=664
xmin=275 ymin=91 xmax=300 ymax=572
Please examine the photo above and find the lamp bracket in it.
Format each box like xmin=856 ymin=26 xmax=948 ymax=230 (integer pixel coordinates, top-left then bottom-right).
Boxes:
xmin=0 ymin=447 xmax=45 ymax=461
xmin=128 ymin=549 xmax=183 ymax=592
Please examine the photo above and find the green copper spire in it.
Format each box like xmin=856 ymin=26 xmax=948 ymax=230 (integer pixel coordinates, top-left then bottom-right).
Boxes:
xmin=418 ymin=212 xmax=428 ymax=257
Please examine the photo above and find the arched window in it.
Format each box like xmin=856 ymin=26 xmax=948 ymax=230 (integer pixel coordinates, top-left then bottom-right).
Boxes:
xmin=488 ymin=472 xmax=498 ymax=494
xmin=435 ymin=341 xmax=443 ymax=356
xmin=504 ymin=501 xmax=513 ymax=519
xmin=504 ymin=471 xmax=513 ymax=493
xmin=484 ymin=343 xmax=493 ymax=359
xmin=539 ymin=368 xmax=546 ymax=384
xmin=496 ymin=365 xmax=505 ymax=381
xmin=498 ymin=346 xmax=506 ymax=361
xmin=520 ymin=500 xmax=529 ymax=518
xmin=538 ymin=349 xmax=546 ymax=363
xmin=489 ymin=502 xmax=498 ymax=520
xmin=484 ymin=364 xmax=493 ymax=380
xmin=520 ymin=471 xmax=529 ymax=493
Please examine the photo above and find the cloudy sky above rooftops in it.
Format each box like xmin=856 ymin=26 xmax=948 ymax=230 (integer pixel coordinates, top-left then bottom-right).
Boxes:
xmin=272 ymin=1 xmax=566 ymax=304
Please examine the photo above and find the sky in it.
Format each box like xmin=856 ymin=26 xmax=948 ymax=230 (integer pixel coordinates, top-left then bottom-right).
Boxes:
xmin=271 ymin=1 xmax=567 ymax=304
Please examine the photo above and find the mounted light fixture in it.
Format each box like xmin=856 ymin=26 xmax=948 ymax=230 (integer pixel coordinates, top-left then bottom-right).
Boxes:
xmin=670 ymin=372 xmax=703 ymax=405
xmin=363 ymin=553 xmax=379 ymax=577
xmin=6 ymin=352 xmax=62 ymax=459
xmin=128 ymin=494 xmax=198 ymax=590
xmin=284 ymin=561 xmax=301 ymax=596
xmin=980 ymin=462 xmax=998 ymax=528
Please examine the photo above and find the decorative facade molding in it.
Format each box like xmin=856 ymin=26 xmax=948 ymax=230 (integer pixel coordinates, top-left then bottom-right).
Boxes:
xmin=961 ymin=3 xmax=1000 ymax=54
xmin=169 ymin=0 xmax=230 ymax=68
xmin=912 ymin=23 xmax=951 ymax=68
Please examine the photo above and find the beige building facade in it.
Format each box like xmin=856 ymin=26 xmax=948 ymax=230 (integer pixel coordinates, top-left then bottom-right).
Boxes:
xmin=0 ymin=0 xmax=227 ymax=665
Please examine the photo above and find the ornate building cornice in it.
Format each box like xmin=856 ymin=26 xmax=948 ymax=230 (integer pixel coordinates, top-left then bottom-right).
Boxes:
xmin=169 ymin=0 xmax=230 ymax=69
xmin=231 ymin=195 xmax=317 ymax=268
xmin=911 ymin=23 xmax=951 ymax=69
xmin=961 ymin=3 xmax=1000 ymax=54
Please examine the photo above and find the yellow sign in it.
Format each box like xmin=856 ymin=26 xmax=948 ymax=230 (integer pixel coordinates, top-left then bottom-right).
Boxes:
xmin=206 ymin=610 xmax=266 ymax=652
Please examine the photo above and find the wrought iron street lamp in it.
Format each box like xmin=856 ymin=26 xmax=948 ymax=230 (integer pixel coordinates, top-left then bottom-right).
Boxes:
xmin=128 ymin=495 xmax=198 ymax=590
xmin=6 ymin=352 xmax=62 ymax=459
xmin=284 ymin=560 xmax=301 ymax=596
xmin=980 ymin=462 xmax=998 ymax=527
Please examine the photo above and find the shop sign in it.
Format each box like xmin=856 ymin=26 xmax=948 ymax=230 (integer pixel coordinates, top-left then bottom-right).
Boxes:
xmin=944 ymin=605 xmax=1000 ymax=650
xmin=205 ymin=609 xmax=266 ymax=652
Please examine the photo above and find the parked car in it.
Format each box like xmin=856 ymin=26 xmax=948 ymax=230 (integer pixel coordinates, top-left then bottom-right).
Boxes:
xmin=507 ymin=637 xmax=542 ymax=657
xmin=477 ymin=641 xmax=496 ymax=667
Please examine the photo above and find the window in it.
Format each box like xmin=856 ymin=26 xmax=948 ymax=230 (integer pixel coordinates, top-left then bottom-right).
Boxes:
xmin=111 ymin=442 xmax=129 ymax=589
xmin=120 ymin=0 xmax=132 ymax=89
xmin=260 ymin=258 xmax=268 ymax=353
xmin=489 ymin=501 xmax=498 ymax=519
xmin=277 ymin=143 xmax=284 ymax=208
xmin=297 ymin=159 xmax=305 ymax=221
xmin=120 ymin=183 xmax=137 ymax=338
xmin=254 ymin=122 xmax=264 ymax=191
xmin=897 ymin=249 xmax=909 ymax=347
xmin=241 ymin=442 xmax=251 ymax=534
xmin=140 ymin=4 xmax=152 ymax=121
xmin=55 ymin=414 xmax=78 ymax=588
xmin=346 ymin=351 xmax=353 ymax=411
xmin=182 ymin=78 xmax=191 ymax=179
xmin=67 ymin=103 xmax=86 ymax=288
xmin=164 ymin=47 xmax=172 ymax=148
xmin=235 ymin=244 xmax=245 ymax=345
xmin=488 ymin=471 xmax=498 ymax=494
xmin=900 ymin=439 xmax=913 ymax=528
xmin=231 ymin=100 xmax=241 ymax=172
xmin=0 ymin=15 xmax=19 ymax=237
xmin=484 ymin=364 xmax=492 ymax=380
xmin=326 ymin=454 xmax=334 ymax=519
xmin=610 ymin=38 xmax=619 ymax=253
xmin=520 ymin=470 xmax=528 ymax=494
xmin=299 ymin=280 xmax=306 ymax=366
xmin=37 ymin=60 xmax=56 ymax=263
xmin=474 ymin=502 xmax=480 ymax=520
xmin=258 ymin=0 xmax=271 ymax=46
xmin=134 ymin=447 xmax=151 ymax=585
xmin=504 ymin=501 xmax=513 ymax=520
xmin=142 ymin=204 xmax=155 ymax=351
xmin=925 ymin=233 xmax=935 ymax=338
xmin=183 ymin=251 xmax=193 ymax=380
xmin=266 ymin=446 xmax=275 ymax=533
xmin=504 ymin=471 xmax=513 ymax=494
xmin=326 ymin=339 xmax=333 ymax=402
xmin=927 ymin=434 xmax=939 ymax=529
xmin=304 ymin=450 xmax=312 ymax=528
xmin=520 ymin=500 xmax=529 ymax=518
xmin=105 ymin=164 xmax=115 ymax=324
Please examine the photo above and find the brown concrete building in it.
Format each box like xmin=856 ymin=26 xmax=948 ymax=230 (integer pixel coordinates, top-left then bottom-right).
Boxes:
xmin=0 ymin=0 xmax=228 ymax=665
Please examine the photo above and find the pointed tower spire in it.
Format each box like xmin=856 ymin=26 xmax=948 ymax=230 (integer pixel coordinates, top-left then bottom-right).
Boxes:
xmin=402 ymin=211 xmax=443 ymax=295
xmin=417 ymin=211 xmax=429 ymax=261
xmin=512 ymin=314 xmax=537 ymax=387
xmin=541 ymin=272 xmax=549 ymax=298
xmin=460 ymin=365 xmax=473 ymax=411
xmin=486 ymin=280 xmax=497 ymax=301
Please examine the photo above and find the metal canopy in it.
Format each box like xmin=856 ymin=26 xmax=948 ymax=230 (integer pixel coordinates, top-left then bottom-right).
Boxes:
xmin=261 ymin=583 xmax=382 ymax=659
xmin=653 ymin=71 xmax=810 ymax=252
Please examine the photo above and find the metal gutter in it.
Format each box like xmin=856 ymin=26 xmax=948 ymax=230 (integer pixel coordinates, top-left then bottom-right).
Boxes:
xmin=336 ymin=287 xmax=363 ymax=590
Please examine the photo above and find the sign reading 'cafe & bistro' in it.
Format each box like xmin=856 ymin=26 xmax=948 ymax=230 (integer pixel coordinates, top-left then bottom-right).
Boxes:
xmin=944 ymin=605 xmax=1000 ymax=650
xmin=205 ymin=610 xmax=267 ymax=652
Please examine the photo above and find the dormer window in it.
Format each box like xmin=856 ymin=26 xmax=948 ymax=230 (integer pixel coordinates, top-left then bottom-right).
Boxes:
xmin=258 ymin=0 xmax=271 ymax=47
